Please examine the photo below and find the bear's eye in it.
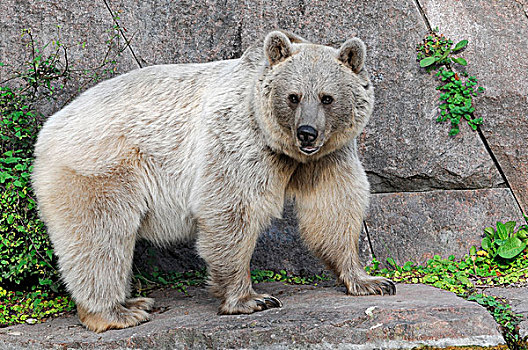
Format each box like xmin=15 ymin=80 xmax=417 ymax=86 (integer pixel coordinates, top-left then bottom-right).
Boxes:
xmin=321 ymin=95 xmax=334 ymax=105
xmin=288 ymin=94 xmax=300 ymax=104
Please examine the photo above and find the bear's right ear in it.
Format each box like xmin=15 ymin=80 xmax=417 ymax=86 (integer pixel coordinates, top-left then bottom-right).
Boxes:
xmin=264 ymin=31 xmax=293 ymax=66
xmin=337 ymin=38 xmax=366 ymax=73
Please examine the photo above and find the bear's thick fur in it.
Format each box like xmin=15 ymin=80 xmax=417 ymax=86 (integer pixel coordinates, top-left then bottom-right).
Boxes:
xmin=32 ymin=30 xmax=395 ymax=333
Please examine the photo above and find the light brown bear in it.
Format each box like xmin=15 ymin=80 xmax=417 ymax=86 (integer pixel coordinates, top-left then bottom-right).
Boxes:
xmin=32 ymin=30 xmax=395 ymax=333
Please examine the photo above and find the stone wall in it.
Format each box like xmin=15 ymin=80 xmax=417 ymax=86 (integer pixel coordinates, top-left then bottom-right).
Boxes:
xmin=1 ymin=0 xmax=526 ymax=274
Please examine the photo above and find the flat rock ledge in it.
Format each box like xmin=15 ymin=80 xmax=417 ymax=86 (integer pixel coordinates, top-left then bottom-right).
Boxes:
xmin=0 ymin=283 xmax=506 ymax=350
xmin=485 ymin=286 xmax=528 ymax=340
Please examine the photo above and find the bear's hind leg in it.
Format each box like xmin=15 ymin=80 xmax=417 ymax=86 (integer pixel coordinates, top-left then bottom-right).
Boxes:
xmin=39 ymin=168 xmax=153 ymax=332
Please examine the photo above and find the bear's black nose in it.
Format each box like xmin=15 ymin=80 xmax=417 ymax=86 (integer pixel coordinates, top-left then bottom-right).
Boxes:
xmin=297 ymin=125 xmax=318 ymax=144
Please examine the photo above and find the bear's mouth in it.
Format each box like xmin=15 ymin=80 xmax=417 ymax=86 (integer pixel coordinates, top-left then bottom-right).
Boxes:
xmin=299 ymin=146 xmax=321 ymax=155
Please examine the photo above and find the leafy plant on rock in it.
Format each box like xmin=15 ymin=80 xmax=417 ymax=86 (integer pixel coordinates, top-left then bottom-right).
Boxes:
xmin=417 ymin=32 xmax=468 ymax=69
xmin=416 ymin=28 xmax=485 ymax=136
xmin=251 ymin=269 xmax=329 ymax=285
xmin=435 ymin=68 xmax=484 ymax=134
xmin=0 ymin=19 xmax=128 ymax=327
xmin=481 ymin=220 xmax=528 ymax=263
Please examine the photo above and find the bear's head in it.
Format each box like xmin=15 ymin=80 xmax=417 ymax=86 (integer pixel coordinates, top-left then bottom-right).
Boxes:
xmin=256 ymin=31 xmax=374 ymax=162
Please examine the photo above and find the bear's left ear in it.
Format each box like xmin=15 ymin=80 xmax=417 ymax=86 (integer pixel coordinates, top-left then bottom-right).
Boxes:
xmin=264 ymin=31 xmax=293 ymax=66
xmin=337 ymin=38 xmax=366 ymax=73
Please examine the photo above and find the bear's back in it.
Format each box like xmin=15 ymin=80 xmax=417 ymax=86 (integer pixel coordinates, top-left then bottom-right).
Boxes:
xmin=33 ymin=57 xmax=252 ymax=175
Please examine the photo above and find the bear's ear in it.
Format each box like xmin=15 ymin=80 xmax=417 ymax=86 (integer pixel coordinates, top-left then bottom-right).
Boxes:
xmin=337 ymin=38 xmax=366 ymax=73
xmin=264 ymin=31 xmax=293 ymax=66
xmin=277 ymin=30 xmax=309 ymax=44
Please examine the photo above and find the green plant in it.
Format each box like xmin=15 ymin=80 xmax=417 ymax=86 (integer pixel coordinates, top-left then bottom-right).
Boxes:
xmin=416 ymin=28 xmax=485 ymax=135
xmin=481 ymin=220 xmax=528 ymax=262
xmin=435 ymin=68 xmax=484 ymax=135
xmin=132 ymin=268 xmax=329 ymax=297
xmin=0 ymin=19 xmax=128 ymax=326
xmin=133 ymin=268 xmax=207 ymax=295
xmin=468 ymin=294 xmax=523 ymax=348
xmin=369 ymin=255 xmax=474 ymax=294
xmin=0 ymin=81 xmax=56 ymax=290
xmin=0 ymin=287 xmax=75 ymax=327
xmin=417 ymin=31 xmax=468 ymax=69
xmin=251 ymin=269 xmax=328 ymax=285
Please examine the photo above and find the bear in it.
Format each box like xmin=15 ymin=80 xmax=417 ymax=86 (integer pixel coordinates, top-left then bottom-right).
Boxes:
xmin=32 ymin=30 xmax=395 ymax=333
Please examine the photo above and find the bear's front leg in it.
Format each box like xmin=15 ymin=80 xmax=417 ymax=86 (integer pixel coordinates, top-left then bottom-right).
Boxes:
xmin=292 ymin=153 xmax=396 ymax=296
xmin=195 ymin=193 xmax=284 ymax=314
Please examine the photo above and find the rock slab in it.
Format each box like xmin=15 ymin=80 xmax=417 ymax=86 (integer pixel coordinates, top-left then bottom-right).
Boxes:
xmin=0 ymin=283 xmax=505 ymax=349
xmin=486 ymin=286 xmax=528 ymax=339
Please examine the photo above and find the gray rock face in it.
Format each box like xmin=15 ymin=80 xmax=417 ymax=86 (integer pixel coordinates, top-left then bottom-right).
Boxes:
xmin=0 ymin=0 xmax=139 ymax=75
xmin=109 ymin=0 xmax=244 ymax=66
xmin=480 ymin=94 xmax=528 ymax=215
xmin=0 ymin=0 xmax=138 ymax=117
xmin=485 ymin=286 xmax=528 ymax=339
xmin=366 ymin=188 xmax=523 ymax=265
xmin=419 ymin=0 xmax=528 ymax=213
xmin=2 ymin=0 xmax=503 ymax=194
xmin=0 ymin=283 xmax=505 ymax=349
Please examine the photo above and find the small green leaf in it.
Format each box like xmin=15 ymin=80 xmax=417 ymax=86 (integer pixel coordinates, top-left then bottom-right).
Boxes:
xmin=386 ymin=257 xmax=400 ymax=272
xmin=13 ymin=180 xmax=23 ymax=188
xmin=451 ymin=57 xmax=467 ymax=66
xmin=470 ymin=246 xmax=477 ymax=255
xmin=481 ymin=237 xmax=491 ymax=251
xmin=496 ymin=222 xmax=508 ymax=240
xmin=420 ymin=56 xmax=437 ymax=67
xmin=516 ymin=229 xmax=528 ymax=241
xmin=439 ymin=49 xmax=450 ymax=60
xmin=449 ymin=128 xmax=460 ymax=136
xmin=453 ymin=40 xmax=468 ymax=52
xmin=484 ymin=227 xmax=495 ymax=237
xmin=0 ymin=172 xmax=13 ymax=183
xmin=504 ymin=221 xmax=517 ymax=235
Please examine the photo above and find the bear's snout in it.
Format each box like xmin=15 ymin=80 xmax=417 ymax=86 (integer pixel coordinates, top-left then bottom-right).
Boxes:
xmin=297 ymin=125 xmax=318 ymax=144
xmin=296 ymin=125 xmax=320 ymax=155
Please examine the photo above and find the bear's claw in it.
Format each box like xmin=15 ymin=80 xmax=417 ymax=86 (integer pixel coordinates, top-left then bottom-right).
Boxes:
xmin=219 ymin=293 xmax=283 ymax=314
xmin=264 ymin=296 xmax=283 ymax=308
xmin=382 ymin=279 xmax=397 ymax=295
xmin=256 ymin=296 xmax=283 ymax=310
